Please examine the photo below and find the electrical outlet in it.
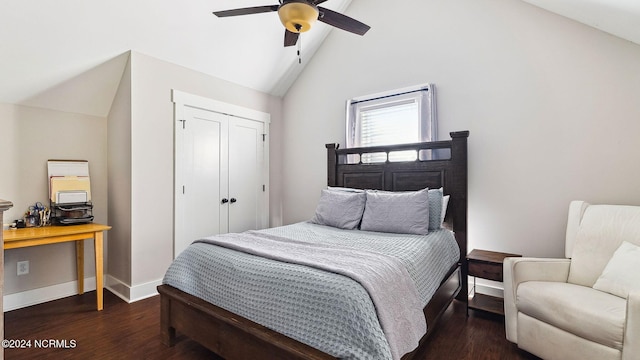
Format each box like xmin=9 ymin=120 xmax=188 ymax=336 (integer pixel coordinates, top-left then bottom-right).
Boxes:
xmin=17 ymin=260 xmax=29 ymax=276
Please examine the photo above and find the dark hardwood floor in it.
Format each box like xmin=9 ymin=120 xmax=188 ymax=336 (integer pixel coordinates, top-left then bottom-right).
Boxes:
xmin=5 ymin=290 xmax=539 ymax=359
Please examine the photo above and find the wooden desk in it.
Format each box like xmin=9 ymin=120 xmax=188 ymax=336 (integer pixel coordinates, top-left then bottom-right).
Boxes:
xmin=3 ymin=223 xmax=111 ymax=311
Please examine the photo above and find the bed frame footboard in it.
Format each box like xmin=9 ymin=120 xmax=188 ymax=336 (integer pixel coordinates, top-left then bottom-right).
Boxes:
xmin=158 ymin=284 xmax=336 ymax=360
xmin=158 ymin=264 xmax=460 ymax=360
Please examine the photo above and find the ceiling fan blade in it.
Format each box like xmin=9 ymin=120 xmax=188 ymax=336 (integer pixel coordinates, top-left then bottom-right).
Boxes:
xmin=312 ymin=0 xmax=329 ymax=4
xmin=284 ymin=30 xmax=300 ymax=47
xmin=213 ymin=5 xmax=279 ymax=17
xmin=317 ymin=7 xmax=370 ymax=36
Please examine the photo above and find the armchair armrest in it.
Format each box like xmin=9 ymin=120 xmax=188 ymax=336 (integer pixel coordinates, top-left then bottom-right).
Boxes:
xmin=623 ymin=291 xmax=640 ymax=360
xmin=503 ymin=257 xmax=571 ymax=342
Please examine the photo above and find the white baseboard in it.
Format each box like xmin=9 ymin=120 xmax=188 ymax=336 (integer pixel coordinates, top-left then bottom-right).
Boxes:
xmin=105 ymin=275 xmax=131 ymax=303
xmin=4 ymin=277 xmax=97 ymax=312
xmin=105 ymin=275 xmax=161 ymax=303
xmin=475 ymin=283 xmax=504 ymax=297
xmin=3 ymin=276 xmax=162 ymax=311
xmin=468 ymin=276 xmax=505 ymax=298
xmin=2 ymin=275 xmax=501 ymax=311
xmin=130 ymin=279 xmax=162 ymax=302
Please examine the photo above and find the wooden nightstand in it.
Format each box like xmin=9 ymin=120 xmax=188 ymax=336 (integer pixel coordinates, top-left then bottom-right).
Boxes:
xmin=467 ymin=249 xmax=521 ymax=316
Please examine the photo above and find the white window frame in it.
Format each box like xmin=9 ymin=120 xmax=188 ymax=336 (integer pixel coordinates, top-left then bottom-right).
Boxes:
xmin=346 ymin=84 xmax=437 ymax=162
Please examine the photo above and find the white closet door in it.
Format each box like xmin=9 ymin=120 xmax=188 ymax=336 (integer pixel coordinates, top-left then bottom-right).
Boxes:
xmin=173 ymin=90 xmax=270 ymax=259
xmin=175 ymin=107 xmax=229 ymax=257
xmin=228 ymin=117 xmax=265 ymax=233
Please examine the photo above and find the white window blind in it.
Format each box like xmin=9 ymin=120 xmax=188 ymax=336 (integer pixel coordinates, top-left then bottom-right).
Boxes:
xmin=346 ymin=84 xmax=436 ymax=163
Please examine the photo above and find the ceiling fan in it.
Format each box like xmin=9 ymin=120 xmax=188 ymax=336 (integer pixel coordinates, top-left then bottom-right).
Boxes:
xmin=213 ymin=0 xmax=371 ymax=47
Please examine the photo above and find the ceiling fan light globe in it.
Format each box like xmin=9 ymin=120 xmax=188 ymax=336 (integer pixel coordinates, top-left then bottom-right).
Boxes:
xmin=278 ymin=2 xmax=319 ymax=33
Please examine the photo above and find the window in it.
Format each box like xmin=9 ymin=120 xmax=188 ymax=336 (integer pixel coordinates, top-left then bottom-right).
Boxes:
xmin=346 ymin=84 xmax=436 ymax=163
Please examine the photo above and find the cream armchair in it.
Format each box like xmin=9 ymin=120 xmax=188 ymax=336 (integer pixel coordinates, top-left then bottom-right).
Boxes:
xmin=504 ymin=201 xmax=640 ymax=360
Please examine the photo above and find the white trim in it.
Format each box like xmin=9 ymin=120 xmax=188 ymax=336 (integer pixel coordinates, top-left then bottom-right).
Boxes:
xmin=130 ymin=279 xmax=162 ymax=302
xmin=350 ymin=83 xmax=433 ymax=103
xmin=3 ymin=276 xmax=160 ymax=311
xmin=468 ymin=277 xmax=505 ymax=298
xmin=4 ymin=276 xmax=97 ymax=311
xmin=105 ymin=275 xmax=131 ymax=303
xmin=105 ymin=275 xmax=161 ymax=303
xmin=476 ymin=283 xmax=504 ymax=298
xmin=171 ymin=89 xmax=271 ymax=124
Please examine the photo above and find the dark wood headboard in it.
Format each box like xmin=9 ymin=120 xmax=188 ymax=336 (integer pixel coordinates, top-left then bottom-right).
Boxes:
xmin=326 ymin=131 xmax=469 ymax=296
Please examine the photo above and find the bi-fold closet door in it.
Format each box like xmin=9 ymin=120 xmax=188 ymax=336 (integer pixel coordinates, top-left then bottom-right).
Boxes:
xmin=173 ymin=91 xmax=269 ymax=258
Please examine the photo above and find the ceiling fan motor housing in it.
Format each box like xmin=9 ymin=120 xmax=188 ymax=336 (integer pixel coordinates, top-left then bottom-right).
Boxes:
xmin=278 ymin=1 xmax=319 ymax=33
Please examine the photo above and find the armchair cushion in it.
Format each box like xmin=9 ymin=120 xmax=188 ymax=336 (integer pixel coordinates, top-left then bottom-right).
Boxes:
xmin=568 ymin=205 xmax=640 ymax=287
xmin=593 ymin=241 xmax=640 ymax=299
xmin=518 ymin=281 xmax=626 ymax=350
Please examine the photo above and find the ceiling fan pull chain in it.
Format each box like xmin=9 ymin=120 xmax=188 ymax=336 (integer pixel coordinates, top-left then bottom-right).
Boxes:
xmin=297 ymin=35 xmax=302 ymax=64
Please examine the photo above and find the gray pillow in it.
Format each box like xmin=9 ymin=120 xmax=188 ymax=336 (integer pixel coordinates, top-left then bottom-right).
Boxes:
xmin=361 ymin=188 xmax=430 ymax=235
xmin=428 ymin=188 xmax=444 ymax=230
xmin=310 ymin=189 xmax=366 ymax=230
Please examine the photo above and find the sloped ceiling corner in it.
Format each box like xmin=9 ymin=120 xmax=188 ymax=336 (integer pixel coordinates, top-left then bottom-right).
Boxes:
xmin=19 ymin=53 xmax=130 ymax=117
xmin=0 ymin=0 xmax=352 ymax=116
xmin=521 ymin=0 xmax=640 ymax=46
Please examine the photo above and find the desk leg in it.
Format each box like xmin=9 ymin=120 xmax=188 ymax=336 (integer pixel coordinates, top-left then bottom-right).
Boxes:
xmin=95 ymin=231 xmax=104 ymax=311
xmin=76 ymin=240 xmax=84 ymax=294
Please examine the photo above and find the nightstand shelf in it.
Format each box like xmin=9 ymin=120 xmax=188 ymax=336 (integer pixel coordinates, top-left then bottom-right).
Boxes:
xmin=468 ymin=293 xmax=505 ymax=315
xmin=467 ymin=249 xmax=521 ymax=316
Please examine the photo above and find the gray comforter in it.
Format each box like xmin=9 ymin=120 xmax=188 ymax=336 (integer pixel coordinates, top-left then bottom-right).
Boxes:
xmin=163 ymin=222 xmax=459 ymax=360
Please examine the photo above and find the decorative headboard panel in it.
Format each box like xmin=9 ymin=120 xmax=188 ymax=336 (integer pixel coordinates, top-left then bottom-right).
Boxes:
xmin=326 ymin=131 xmax=469 ymax=294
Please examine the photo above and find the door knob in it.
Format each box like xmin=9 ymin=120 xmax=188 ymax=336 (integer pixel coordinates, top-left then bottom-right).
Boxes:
xmin=221 ymin=198 xmax=229 ymax=204
xmin=230 ymin=198 xmax=237 ymax=203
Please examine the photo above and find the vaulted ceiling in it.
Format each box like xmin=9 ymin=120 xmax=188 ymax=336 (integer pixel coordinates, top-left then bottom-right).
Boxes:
xmin=1 ymin=0 xmax=638 ymax=117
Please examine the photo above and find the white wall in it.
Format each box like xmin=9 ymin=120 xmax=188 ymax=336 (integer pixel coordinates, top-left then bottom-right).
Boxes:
xmin=0 ymin=103 xmax=108 ymax=295
xmin=106 ymin=51 xmax=283 ymax=298
xmin=107 ymin=54 xmax=132 ymax=287
xmin=280 ymin=0 xmax=640 ymax=257
xmin=0 ymin=50 xmax=283 ymax=305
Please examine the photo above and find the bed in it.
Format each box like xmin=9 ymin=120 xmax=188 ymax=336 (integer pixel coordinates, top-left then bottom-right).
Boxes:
xmin=157 ymin=130 xmax=469 ymax=360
